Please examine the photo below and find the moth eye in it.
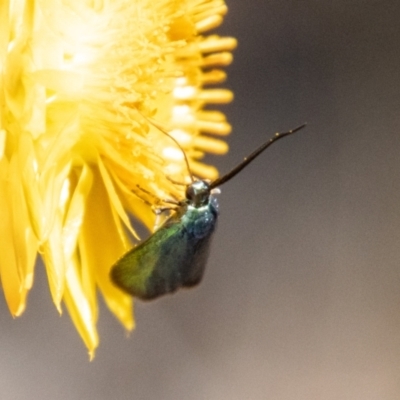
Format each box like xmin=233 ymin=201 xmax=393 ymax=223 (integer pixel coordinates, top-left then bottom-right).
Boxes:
xmin=185 ymin=185 xmax=195 ymax=201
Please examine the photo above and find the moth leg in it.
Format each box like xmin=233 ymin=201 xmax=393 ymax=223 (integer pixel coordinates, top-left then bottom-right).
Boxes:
xmin=152 ymin=203 xmax=179 ymax=229
xmin=131 ymin=187 xmax=153 ymax=207
xmin=136 ymin=185 xmax=157 ymax=199
xmin=153 ymin=205 xmax=177 ymax=215
xmin=136 ymin=185 xmax=181 ymax=210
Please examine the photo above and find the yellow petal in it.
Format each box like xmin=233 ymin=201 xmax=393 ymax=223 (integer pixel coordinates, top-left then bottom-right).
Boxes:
xmin=0 ymin=2 xmax=10 ymax=71
xmin=8 ymin=155 xmax=37 ymax=312
xmin=63 ymin=256 xmax=99 ymax=359
xmin=0 ymin=159 xmax=24 ymax=315
xmin=79 ymin=168 xmax=134 ymax=331
xmin=0 ymin=155 xmax=37 ymax=316
xmin=102 ymin=160 xmax=157 ymax=232
xmin=61 ymin=165 xmax=97 ymax=321
xmin=62 ymin=165 xmax=93 ymax=260
xmin=41 ymin=220 xmax=66 ymax=314
xmin=97 ymin=156 xmax=139 ymax=240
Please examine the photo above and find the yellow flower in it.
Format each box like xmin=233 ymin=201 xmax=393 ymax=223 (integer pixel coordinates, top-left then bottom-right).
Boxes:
xmin=0 ymin=0 xmax=235 ymax=357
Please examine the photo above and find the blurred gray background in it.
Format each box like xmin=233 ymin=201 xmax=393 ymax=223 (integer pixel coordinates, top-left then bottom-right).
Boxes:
xmin=2 ymin=1 xmax=400 ymax=399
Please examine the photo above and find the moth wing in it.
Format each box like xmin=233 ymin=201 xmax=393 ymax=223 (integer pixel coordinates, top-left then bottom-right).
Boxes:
xmin=111 ymin=221 xmax=211 ymax=300
xmin=181 ymin=232 xmax=214 ymax=288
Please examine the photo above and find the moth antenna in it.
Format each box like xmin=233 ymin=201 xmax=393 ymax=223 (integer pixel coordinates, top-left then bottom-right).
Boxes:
xmin=210 ymin=124 xmax=306 ymax=189
xmin=145 ymin=117 xmax=194 ymax=184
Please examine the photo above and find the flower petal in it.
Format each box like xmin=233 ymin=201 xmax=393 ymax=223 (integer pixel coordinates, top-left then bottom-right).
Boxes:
xmin=63 ymin=256 xmax=99 ymax=359
xmin=97 ymin=156 xmax=139 ymax=240
xmin=0 ymin=159 xmax=24 ymax=315
xmin=79 ymin=168 xmax=134 ymax=331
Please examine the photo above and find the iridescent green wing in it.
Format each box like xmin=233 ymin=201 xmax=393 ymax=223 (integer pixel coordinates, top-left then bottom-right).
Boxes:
xmin=110 ymin=219 xmax=214 ymax=300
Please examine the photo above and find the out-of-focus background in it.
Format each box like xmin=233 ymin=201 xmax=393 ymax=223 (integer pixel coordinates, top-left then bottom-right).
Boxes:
xmin=2 ymin=1 xmax=400 ymax=399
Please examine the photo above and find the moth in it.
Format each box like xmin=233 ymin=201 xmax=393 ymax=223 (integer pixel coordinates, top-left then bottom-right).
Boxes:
xmin=111 ymin=124 xmax=306 ymax=300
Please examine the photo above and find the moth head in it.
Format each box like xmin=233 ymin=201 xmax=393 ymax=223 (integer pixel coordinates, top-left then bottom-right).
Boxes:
xmin=185 ymin=180 xmax=211 ymax=207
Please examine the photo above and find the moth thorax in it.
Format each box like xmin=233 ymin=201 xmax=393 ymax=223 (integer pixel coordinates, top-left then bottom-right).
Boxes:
xmin=185 ymin=180 xmax=211 ymax=207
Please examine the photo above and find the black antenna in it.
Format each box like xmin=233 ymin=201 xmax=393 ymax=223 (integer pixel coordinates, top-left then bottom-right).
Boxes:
xmin=162 ymin=130 xmax=194 ymax=184
xmin=210 ymin=124 xmax=306 ymax=189
xmin=142 ymin=116 xmax=195 ymax=183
